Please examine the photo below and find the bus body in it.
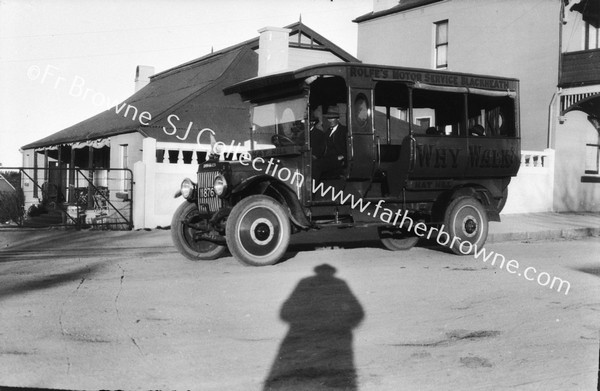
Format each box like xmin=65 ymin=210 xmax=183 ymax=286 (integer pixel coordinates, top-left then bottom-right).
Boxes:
xmin=171 ymin=63 xmax=520 ymax=266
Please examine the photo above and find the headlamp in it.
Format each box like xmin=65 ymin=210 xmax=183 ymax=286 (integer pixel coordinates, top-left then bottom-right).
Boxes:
xmin=180 ymin=178 xmax=196 ymax=200
xmin=213 ymin=175 xmax=228 ymax=197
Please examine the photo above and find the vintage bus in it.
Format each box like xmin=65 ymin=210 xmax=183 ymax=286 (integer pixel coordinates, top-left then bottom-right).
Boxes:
xmin=171 ymin=63 xmax=520 ymax=266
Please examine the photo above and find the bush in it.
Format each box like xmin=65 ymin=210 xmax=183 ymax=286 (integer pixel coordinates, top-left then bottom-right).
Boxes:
xmin=26 ymin=203 xmax=46 ymax=218
xmin=0 ymin=188 xmax=25 ymax=225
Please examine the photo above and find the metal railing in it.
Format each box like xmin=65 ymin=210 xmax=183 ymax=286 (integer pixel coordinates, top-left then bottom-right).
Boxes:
xmin=2 ymin=167 xmax=133 ymax=230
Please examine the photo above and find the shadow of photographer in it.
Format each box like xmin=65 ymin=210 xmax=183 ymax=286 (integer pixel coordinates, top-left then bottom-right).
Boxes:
xmin=264 ymin=264 xmax=365 ymax=390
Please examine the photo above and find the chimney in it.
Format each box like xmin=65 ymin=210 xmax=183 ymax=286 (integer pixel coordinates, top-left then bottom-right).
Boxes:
xmin=135 ymin=65 xmax=155 ymax=92
xmin=257 ymin=27 xmax=291 ymax=77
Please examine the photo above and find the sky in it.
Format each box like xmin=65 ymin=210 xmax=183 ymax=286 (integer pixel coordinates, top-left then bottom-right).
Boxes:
xmin=0 ymin=0 xmax=373 ymax=168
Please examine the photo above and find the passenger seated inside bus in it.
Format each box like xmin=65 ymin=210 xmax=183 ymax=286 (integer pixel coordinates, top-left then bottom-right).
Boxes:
xmin=469 ymin=124 xmax=486 ymax=137
xmin=289 ymin=120 xmax=305 ymax=145
xmin=426 ymin=126 xmax=444 ymax=135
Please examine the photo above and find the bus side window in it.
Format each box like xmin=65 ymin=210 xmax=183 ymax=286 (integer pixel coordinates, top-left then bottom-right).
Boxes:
xmin=412 ymin=89 xmax=464 ymax=137
xmin=468 ymin=94 xmax=516 ymax=137
xmin=374 ymin=106 xmax=412 ymax=144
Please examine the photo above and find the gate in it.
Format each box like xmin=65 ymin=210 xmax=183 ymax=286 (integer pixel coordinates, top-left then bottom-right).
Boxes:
xmin=2 ymin=167 xmax=133 ymax=230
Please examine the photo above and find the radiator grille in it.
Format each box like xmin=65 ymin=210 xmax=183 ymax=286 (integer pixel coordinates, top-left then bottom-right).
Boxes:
xmin=197 ymin=170 xmax=221 ymax=213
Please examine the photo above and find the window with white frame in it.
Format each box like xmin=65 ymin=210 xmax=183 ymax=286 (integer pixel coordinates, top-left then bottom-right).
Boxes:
xmin=585 ymin=22 xmax=599 ymax=50
xmin=585 ymin=116 xmax=600 ymax=175
xmin=435 ymin=20 xmax=448 ymax=69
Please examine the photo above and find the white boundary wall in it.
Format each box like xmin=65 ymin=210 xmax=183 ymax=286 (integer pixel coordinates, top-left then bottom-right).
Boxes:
xmin=133 ymin=137 xmax=266 ymax=229
xmin=133 ymin=138 xmax=209 ymax=229
xmin=133 ymin=137 xmax=557 ymax=227
xmin=502 ymin=149 xmax=555 ymax=214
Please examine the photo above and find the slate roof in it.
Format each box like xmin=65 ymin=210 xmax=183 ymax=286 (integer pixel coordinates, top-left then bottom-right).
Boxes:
xmin=23 ymin=46 xmax=256 ymax=149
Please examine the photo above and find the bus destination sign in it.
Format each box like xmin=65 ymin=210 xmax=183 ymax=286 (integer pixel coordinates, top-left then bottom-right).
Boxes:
xmin=349 ymin=66 xmax=512 ymax=91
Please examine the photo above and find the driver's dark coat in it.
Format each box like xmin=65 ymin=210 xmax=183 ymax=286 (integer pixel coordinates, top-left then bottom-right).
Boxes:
xmin=310 ymin=127 xmax=327 ymax=158
xmin=324 ymin=124 xmax=348 ymax=159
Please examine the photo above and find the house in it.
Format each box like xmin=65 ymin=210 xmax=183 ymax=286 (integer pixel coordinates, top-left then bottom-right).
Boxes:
xmin=20 ymin=22 xmax=360 ymax=229
xmin=353 ymin=0 xmax=600 ymax=212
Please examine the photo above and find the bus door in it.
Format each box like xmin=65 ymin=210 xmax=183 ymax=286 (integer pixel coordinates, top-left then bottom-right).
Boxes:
xmin=347 ymin=87 xmax=376 ymax=179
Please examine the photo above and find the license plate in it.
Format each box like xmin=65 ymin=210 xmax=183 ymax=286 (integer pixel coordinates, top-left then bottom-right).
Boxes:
xmin=199 ymin=187 xmax=216 ymax=198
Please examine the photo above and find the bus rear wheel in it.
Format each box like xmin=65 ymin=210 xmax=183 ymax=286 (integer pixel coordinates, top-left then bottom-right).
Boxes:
xmin=378 ymin=227 xmax=419 ymax=251
xmin=443 ymin=196 xmax=488 ymax=255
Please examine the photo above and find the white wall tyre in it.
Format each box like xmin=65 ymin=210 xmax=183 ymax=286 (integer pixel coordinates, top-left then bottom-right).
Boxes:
xmin=443 ymin=196 xmax=488 ymax=255
xmin=226 ymin=195 xmax=291 ymax=266
xmin=378 ymin=227 xmax=419 ymax=251
xmin=171 ymin=202 xmax=226 ymax=261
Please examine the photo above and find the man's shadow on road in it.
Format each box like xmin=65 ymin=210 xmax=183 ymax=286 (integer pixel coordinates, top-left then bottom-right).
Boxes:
xmin=263 ymin=264 xmax=365 ymax=390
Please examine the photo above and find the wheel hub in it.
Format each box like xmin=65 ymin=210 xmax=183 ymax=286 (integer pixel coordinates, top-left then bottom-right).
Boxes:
xmin=254 ymin=223 xmax=271 ymax=241
xmin=249 ymin=217 xmax=275 ymax=245
xmin=464 ymin=218 xmax=477 ymax=234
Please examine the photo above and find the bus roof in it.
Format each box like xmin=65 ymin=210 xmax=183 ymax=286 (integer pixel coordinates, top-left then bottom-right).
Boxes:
xmin=223 ymin=62 xmax=519 ymax=100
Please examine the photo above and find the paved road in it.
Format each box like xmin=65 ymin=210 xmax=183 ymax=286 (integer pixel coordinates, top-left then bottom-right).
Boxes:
xmin=0 ymin=229 xmax=598 ymax=390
